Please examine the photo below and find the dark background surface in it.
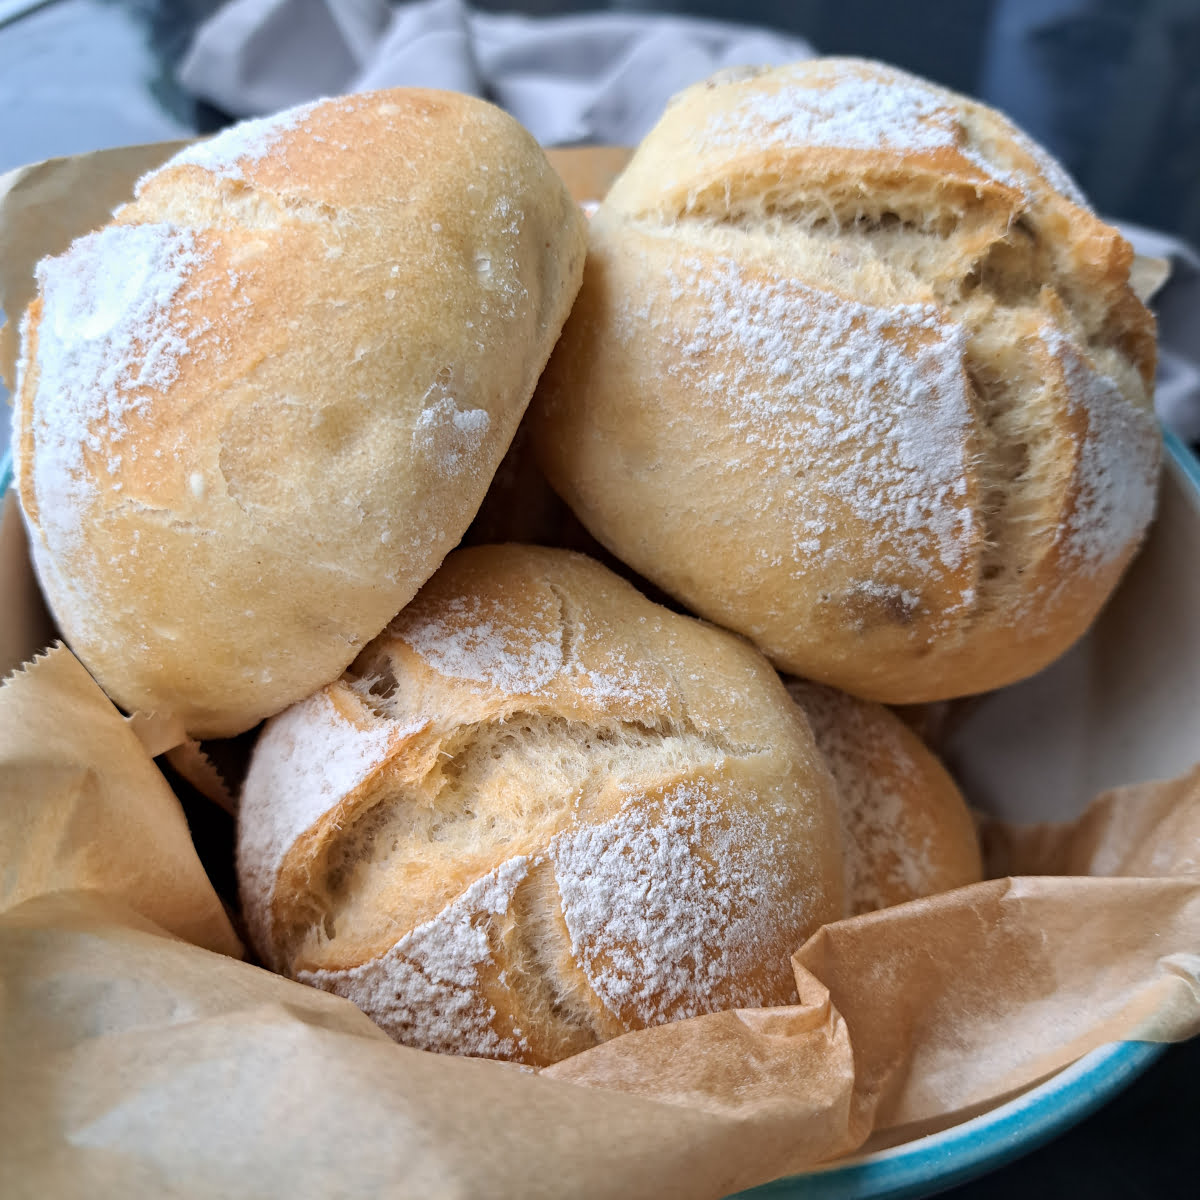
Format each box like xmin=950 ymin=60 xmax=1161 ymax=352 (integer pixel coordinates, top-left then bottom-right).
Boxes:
xmin=2 ymin=2 xmax=1198 ymax=1196
xmin=935 ymin=1037 xmax=1200 ymax=1198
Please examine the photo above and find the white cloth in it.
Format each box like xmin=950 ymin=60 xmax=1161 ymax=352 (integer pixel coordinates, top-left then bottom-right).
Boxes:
xmin=177 ymin=0 xmax=1200 ymax=443
xmin=178 ymin=0 xmax=815 ymax=147
xmin=1120 ymin=224 xmax=1200 ymax=444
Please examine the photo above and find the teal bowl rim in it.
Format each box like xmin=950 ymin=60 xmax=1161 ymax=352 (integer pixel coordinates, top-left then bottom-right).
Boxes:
xmin=730 ymin=1041 xmax=1166 ymax=1199
xmin=1163 ymin=424 xmax=1200 ymax=492
xmin=2 ymin=433 xmax=1197 ymax=1198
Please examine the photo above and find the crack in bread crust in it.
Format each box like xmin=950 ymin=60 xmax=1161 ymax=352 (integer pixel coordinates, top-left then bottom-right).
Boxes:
xmin=288 ymin=707 xmax=766 ymax=966
xmin=618 ymin=149 xmax=1146 ymax=623
xmin=241 ymin=546 xmax=844 ymax=1064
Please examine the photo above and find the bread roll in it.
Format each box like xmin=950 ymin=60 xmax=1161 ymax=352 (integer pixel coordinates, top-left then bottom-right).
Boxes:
xmin=531 ymin=58 xmax=1160 ymax=703
xmin=13 ymin=90 xmax=585 ymax=736
xmin=786 ymin=679 xmax=982 ymax=914
xmin=237 ymin=545 xmax=844 ymax=1066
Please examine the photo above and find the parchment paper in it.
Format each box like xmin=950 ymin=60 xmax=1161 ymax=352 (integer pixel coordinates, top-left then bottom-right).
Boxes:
xmin=2 ymin=141 xmax=1199 ymax=1200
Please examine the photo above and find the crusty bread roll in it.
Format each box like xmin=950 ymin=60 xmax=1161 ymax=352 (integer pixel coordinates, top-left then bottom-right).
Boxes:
xmin=13 ymin=91 xmax=585 ymax=737
xmin=786 ymin=679 xmax=982 ymax=914
xmin=237 ymin=544 xmax=844 ymax=1066
xmin=531 ymin=58 xmax=1160 ymax=703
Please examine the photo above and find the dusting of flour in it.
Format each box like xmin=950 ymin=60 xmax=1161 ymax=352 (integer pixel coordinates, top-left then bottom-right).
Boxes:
xmin=24 ymin=223 xmax=211 ymax=560
xmin=1042 ymin=330 xmax=1158 ymax=574
xmin=148 ymin=99 xmax=326 ymax=186
xmin=790 ymin=681 xmax=936 ymax=914
xmin=412 ymin=395 xmax=491 ymax=477
xmin=1004 ymin=123 xmax=1089 ymax=208
xmin=549 ymin=779 xmax=806 ymax=1025
xmin=395 ymin=579 xmax=675 ymax=711
xmin=700 ymin=61 xmax=1086 ymax=206
xmin=298 ymin=856 xmax=531 ymax=1058
xmin=396 ymin=590 xmax=564 ymax=696
xmin=706 ymin=70 xmax=961 ymax=157
xmin=238 ymin=689 xmax=408 ymax=958
xmin=632 ymin=247 xmax=977 ymax=600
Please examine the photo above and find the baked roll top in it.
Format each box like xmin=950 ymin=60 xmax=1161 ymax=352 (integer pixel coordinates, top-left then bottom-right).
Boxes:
xmin=15 ymin=90 xmax=586 ymax=736
xmin=532 ymin=58 xmax=1159 ymax=702
xmin=238 ymin=545 xmax=845 ymax=1066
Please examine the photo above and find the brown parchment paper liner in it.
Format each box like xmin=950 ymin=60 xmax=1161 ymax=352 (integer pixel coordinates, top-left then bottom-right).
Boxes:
xmin=3 ymin=140 xmax=1200 ymax=1199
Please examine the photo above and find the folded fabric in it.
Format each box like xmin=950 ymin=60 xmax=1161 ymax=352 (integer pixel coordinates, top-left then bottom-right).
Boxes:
xmin=178 ymin=0 xmax=815 ymax=146
xmin=1120 ymin=223 xmax=1200 ymax=444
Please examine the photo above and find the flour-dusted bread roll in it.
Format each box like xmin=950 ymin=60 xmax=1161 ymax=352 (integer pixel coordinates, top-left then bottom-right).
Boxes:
xmin=237 ymin=544 xmax=844 ymax=1066
xmin=786 ymin=679 xmax=982 ymax=914
xmin=13 ymin=91 xmax=585 ymax=737
xmin=531 ymin=58 xmax=1160 ymax=703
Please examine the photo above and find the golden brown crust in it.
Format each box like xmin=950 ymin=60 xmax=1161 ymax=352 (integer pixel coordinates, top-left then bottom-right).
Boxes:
xmin=14 ymin=91 xmax=586 ymax=736
xmin=237 ymin=545 xmax=845 ymax=1065
xmin=786 ymin=678 xmax=982 ymax=914
xmin=531 ymin=58 xmax=1160 ymax=702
